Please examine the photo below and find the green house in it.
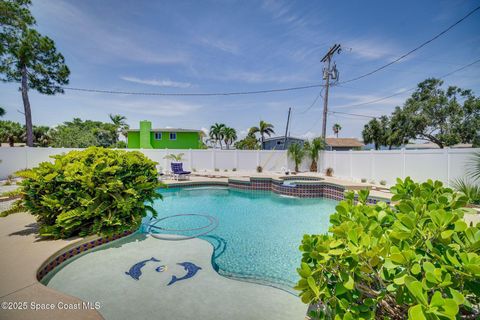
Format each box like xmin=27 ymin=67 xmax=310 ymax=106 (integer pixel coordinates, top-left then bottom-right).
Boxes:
xmin=127 ymin=121 xmax=202 ymax=149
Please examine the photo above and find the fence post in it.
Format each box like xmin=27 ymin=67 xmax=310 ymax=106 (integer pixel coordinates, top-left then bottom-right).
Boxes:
xmin=402 ymin=148 xmax=406 ymax=179
xmin=333 ymin=150 xmax=337 ymax=174
xmin=349 ymin=150 xmax=353 ymax=180
xmin=234 ymin=149 xmax=238 ymax=170
xmin=212 ymin=149 xmax=216 ymax=170
xmin=445 ymin=147 xmax=450 ymax=187
xmin=189 ymin=149 xmax=193 ymax=171
xmin=370 ymin=149 xmax=375 ymax=181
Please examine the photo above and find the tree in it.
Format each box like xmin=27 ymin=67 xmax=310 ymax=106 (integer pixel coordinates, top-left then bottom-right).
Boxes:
xmin=50 ymin=118 xmax=117 ymax=148
xmin=332 ymin=123 xmax=342 ymax=138
xmin=0 ymin=107 xmax=5 ymax=117
xmin=288 ymin=143 xmax=305 ymax=172
xmin=234 ymin=131 xmax=259 ymax=150
xmin=0 ymin=120 xmax=23 ymax=146
xmin=223 ymin=127 xmax=237 ymax=149
xmin=362 ymin=118 xmax=384 ymax=150
xmin=109 ymin=114 xmax=129 ymax=139
xmin=250 ymin=120 xmax=274 ymax=150
xmin=0 ymin=1 xmax=70 ymax=146
xmin=209 ymin=123 xmax=225 ymax=149
xmin=395 ymin=78 xmax=480 ymax=148
xmin=305 ymin=137 xmax=325 ymax=172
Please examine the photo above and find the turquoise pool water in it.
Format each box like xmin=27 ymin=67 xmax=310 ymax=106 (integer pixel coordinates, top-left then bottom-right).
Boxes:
xmin=143 ymin=187 xmax=338 ymax=290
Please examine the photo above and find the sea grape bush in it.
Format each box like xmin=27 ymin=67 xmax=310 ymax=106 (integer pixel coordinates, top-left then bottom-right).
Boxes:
xmin=296 ymin=177 xmax=480 ymax=319
xmin=17 ymin=147 xmax=162 ymax=239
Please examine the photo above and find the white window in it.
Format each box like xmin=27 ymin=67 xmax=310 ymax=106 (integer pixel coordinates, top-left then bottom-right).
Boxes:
xmin=169 ymin=132 xmax=177 ymax=140
xmin=154 ymin=132 xmax=162 ymax=140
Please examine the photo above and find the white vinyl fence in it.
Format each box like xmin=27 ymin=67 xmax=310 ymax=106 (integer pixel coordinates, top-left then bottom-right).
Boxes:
xmin=0 ymin=147 xmax=477 ymax=186
xmin=319 ymin=148 xmax=479 ymax=186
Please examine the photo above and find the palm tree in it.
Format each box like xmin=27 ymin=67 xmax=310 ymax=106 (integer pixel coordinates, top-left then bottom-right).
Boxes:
xmin=32 ymin=126 xmax=51 ymax=147
xmin=305 ymin=137 xmax=325 ymax=172
xmin=223 ymin=127 xmax=237 ymax=149
xmin=250 ymin=120 xmax=274 ymax=150
xmin=332 ymin=123 xmax=342 ymax=138
xmin=0 ymin=121 xmax=23 ymax=147
xmin=109 ymin=114 xmax=129 ymax=138
xmin=209 ymin=123 xmax=226 ymax=149
xmin=288 ymin=143 xmax=305 ymax=172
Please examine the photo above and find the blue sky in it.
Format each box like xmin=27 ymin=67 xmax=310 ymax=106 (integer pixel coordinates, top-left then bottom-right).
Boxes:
xmin=1 ymin=0 xmax=479 ymax=139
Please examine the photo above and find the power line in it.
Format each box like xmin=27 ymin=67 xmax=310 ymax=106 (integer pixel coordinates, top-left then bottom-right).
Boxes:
xmin=59 ymin=83 xmax=325 ymax=96
xmin=339 ymin=5 xmax=480 ymax=85
xmin=295 ymin=88 xmax=323 ymax=114
xmin=333 ymin=57 xmax=480 ymax=109
xmin=328 ymin=111 xmax=375 ymax=119
xmin=296 ymin=57 xmax=480 ymax=133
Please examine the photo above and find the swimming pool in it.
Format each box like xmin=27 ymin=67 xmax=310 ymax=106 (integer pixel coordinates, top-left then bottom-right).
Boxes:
xmin=143 ymin=187 xmax=338 ymax=290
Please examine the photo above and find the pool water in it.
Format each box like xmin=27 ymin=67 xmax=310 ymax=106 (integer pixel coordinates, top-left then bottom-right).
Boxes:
xmin=143 ymin=187 xmax=338 ymax=290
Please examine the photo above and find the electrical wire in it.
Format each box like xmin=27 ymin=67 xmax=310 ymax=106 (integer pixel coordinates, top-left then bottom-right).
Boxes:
xmin=295 ymin=87 xmax=324 ymax=114
xmin=332 ymin=57 xmax=480 ymax=110
xmin=338 ymin=5 xmax=480 ymax=85
xmin=59 ymin=83 xmax=325 ymax=96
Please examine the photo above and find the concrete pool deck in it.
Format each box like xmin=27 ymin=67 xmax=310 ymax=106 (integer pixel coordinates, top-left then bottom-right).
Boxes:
xmin=0 ymin=212 xmax=307 ymax=320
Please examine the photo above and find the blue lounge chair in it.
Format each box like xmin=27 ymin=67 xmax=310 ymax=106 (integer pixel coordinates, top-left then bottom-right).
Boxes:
xmin=171 ymin=163 xmax=191 ymax=181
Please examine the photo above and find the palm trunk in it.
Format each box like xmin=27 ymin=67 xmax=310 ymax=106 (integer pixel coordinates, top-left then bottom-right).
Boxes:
xmin=261 ymin=134 xmax=264 ymax=150
xmin=21 ymin=65 xmax=33 ymax=147
xmin=310 ymin=160 xmax=317 ymax=172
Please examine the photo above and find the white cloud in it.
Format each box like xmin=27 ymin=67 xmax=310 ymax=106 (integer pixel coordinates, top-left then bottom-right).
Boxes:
xmin=121 ymin=76 xmax=192 ymax=88
xmin=342 ymin=38 xmax=400 ymax=60
xmin=199 ymin=37 xmax=239 ymax=54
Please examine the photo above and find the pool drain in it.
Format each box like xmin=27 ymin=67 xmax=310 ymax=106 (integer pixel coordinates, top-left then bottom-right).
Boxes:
xmin=147 ymin=214 xmax=218 ymax=240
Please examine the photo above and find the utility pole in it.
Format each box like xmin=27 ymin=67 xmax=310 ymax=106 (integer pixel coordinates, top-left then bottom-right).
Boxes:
xmin=283 ymin=107 xmax=291 ymax=150
xmin=320 ymin=44 xmax=341 ymax=138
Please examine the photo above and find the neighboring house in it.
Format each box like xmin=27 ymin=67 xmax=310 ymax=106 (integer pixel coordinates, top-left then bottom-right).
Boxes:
xmin=325 ymin=138 xmax=364 ymax=151
xmin=127 ymin=121 xmax=202 ymax=149
xmin=404 ymin=143 xmax=473 ymax=150
xmin=262 ymin=136 xmax=305 ymax=150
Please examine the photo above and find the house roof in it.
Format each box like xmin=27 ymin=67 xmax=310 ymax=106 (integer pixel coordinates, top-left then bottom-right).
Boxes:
xmin=262 ymin=136 xmax=305 ymax=142
xmin=325 ymin=138 xmax=364 ymax=148
xmin=128 ymin=128 xmax=203 ymax=133
xmin=404 ymin=143 xmax=473 ymax=149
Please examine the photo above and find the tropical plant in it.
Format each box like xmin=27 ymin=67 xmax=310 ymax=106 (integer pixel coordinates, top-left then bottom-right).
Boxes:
xmin=32 ymin=125 xmax=51 ymax=147
xmin=234 ymin=130 xmax=259 ymax=150
xmin=223 ymin=127 xmax=237 ymax=149
xmin=109 ymin=114 xmax=129 ymax=139
xmin=288 ymin=143 xmax=305 ymax=172
xmin=296 ymin=177 xmax=479 ymax=320
xmin=163 ymin=153 xmax=184 ymax=162
xmin=452 ymin=178 xmax=480 ymax=205
xmin=250 ymin=120 xmax=274 ymax=150
xmin=332 ymin=123 xmax=342 ymax=138
xmin=209 ymin=123 xmax=226 ymax=149
xmin=0 ymin=1 xmax=70 ymax=146
xmin=452 ymin=152 xmax=480 ymax=205
xmin=0 ymin=120 xmax=23 ymax=146
xmin=305 ymin=137 xmax=325 ymax=172
xmin=16 ymin=147 xmax=162 ymax=238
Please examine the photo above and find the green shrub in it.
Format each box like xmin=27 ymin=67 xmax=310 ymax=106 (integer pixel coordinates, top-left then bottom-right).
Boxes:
xmin=296 ymin=177 xmax=479 ymax=319
xmin=17 ymin=147 xmax=162 ymax=239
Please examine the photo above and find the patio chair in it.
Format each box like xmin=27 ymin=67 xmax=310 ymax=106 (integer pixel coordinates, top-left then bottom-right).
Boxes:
xmin=171 ymin=162 xmax=191 ymax=181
